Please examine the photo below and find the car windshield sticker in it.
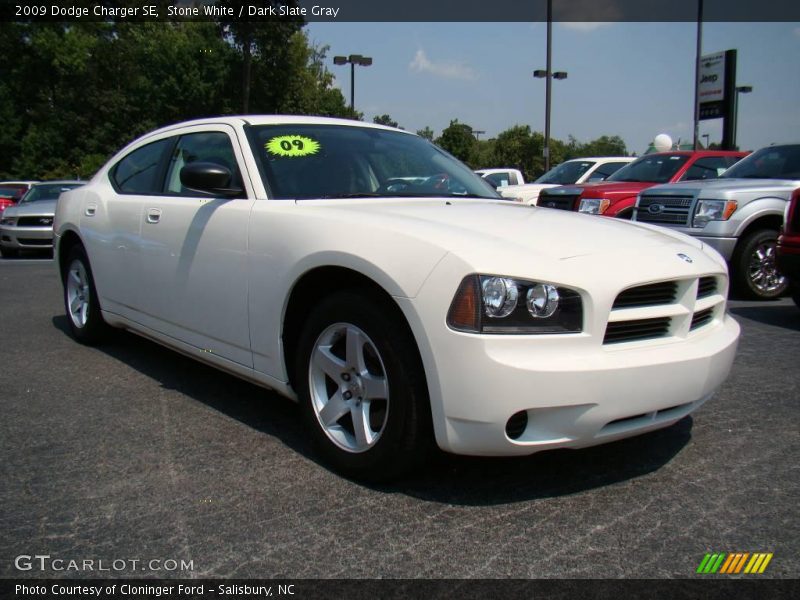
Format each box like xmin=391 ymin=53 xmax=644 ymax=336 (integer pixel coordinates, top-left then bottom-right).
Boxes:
xmin=266 ymin=135 xmax=321 ymax=157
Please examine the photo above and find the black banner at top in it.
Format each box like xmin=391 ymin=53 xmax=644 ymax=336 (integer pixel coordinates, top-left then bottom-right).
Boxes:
xmin=2 ymin=0 xmax=800 ymax=23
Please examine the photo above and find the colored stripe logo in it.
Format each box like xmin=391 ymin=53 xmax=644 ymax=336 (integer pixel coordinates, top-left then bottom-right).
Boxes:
xmin=696 ymin=552 xmax=773 ymax=574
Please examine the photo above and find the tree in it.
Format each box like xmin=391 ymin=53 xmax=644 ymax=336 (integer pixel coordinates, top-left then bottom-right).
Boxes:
xmin=373 ymin=114 xmax=400 ymax=128
xmin=435 ymin=119 xmax=477 ymax=165
xmin=416 ymin=126 xmax=434 ymax=141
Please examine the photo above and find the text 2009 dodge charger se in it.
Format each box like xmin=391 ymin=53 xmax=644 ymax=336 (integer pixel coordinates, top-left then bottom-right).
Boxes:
xmin=54 ymin=117 xmax=740 ymax=480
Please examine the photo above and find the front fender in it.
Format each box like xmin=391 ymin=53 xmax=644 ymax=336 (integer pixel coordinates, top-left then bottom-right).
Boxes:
xmin=732 ymin=197 xmax=790 ymax=236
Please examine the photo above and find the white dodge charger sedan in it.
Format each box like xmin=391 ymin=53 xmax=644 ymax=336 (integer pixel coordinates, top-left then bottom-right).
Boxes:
xmin=54 ymin=116 xmax=740 ymax=480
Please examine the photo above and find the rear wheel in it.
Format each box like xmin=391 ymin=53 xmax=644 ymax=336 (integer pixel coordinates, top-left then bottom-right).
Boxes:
xmin=295 ymin=291 xmax=431 ymax=481
xmin=63 ymin=245 xmax=109 ymax=344
xmin=732 ymin=229 xmax=787 ymax=299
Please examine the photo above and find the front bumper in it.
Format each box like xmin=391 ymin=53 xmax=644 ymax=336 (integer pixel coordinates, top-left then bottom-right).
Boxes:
xmin=399 ymin=250 xmax=739 ymax=457
xmin=0 ymin=225 xmax=54 ymax=250
xmin=425 ymin=315 xmax=738 ymax=455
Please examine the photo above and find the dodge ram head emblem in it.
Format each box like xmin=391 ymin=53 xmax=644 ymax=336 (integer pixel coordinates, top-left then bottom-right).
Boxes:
xmin=678 ymin=253 xmax=693 ymax=263
xmin=648 ymin=203 xmax=665 ymax=214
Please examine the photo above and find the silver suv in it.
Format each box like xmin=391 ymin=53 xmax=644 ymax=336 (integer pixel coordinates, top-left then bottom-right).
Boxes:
xmin=633 ymin=144 xmax=800 ymax=299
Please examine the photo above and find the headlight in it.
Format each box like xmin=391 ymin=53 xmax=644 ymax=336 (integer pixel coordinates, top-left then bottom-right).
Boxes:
xmin=447 ymin=274 xmax=583 ymax=334
xmin=578 ymin=198 xmax=610 ymax=214
xmin=692 ymin=199 xmax=737 ymax=227
xmin=0 ymin=217 xmax=16 ymax=226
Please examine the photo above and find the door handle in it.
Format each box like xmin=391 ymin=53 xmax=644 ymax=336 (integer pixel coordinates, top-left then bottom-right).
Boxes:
xmin=85 ymin=203 xmax=97 ymax=217
xmin=146 ymin=208 xmax=162 ymax=224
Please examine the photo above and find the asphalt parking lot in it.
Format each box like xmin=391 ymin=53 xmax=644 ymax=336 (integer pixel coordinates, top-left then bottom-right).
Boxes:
xmin=1 ymin=257 xmax=798 ymax=579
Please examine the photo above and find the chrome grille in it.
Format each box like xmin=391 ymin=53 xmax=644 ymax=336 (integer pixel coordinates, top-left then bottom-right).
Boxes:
xmin=17 ymin=216 xmax=54 ymax=227
xmin=612 ymin=281 xmax=678 ymax=309
xmin=537 ymin=193 xmax=577 ymax=211
xmin=636 ymin=195 xmax=693 ymax=225
xmin=604 ymin=317 xmax=672 ymax=344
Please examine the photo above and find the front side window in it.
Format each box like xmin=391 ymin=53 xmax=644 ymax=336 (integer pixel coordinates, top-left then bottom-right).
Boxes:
xmin=164 ymin=132 xmax=242 ymax=195
xmin=484 ymin=172 xmax=513 ymax=188
xmin=587 ymin=161 xmax=630 ymax=181
xmin=247 ymin=124 xmax=499 ymax=200
xmin=608 ymin=153 xmax=690 ymax=184
xmin=0 ymin=185 xmax=28 ymax=200
xmin=535 ymin=161 xmax=595 ymax=185
xmin=721 ymin=145 xmax=800 ymax=180
xmin=111 ymin=138 xmax=172 ymax=194
xmin=681 ymin=156 xmax=731 ymax=181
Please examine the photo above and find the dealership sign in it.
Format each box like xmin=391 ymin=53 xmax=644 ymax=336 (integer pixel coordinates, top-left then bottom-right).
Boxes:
xmin=699 ymin=52 xmax=726 ymax=103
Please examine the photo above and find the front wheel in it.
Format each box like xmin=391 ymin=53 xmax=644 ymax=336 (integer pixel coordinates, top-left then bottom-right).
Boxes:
xmin=62 ymin=245 xmax=109 ymax=344
xmin=295 ymin=291 xmax=431 ymax=481
xmin=732 ymin=229 xmax=788 ymax=299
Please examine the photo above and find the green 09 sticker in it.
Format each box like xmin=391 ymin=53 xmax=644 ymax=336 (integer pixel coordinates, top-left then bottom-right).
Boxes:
xmin=265 ymin=135 xmax=321 ymax=157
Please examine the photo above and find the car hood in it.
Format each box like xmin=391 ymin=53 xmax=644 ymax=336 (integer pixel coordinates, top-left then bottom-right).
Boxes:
xmin=5 ymin=199 xmax=58 ymax=217
xmin=643 ymin=178 xmax=800 ymax=195
xmin=297 ymin=198 xmax=704 ymax=262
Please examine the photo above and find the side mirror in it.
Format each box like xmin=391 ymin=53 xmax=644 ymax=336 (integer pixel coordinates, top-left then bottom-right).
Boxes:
xmin=180 ymin=162 xmax=244 ymax=198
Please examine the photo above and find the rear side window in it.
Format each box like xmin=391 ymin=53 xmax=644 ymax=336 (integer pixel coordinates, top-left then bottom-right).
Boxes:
xmin=111 ymin=139 xmax=172 ymax=194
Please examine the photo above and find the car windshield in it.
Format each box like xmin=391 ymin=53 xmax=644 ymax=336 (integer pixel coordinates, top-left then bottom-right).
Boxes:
xmin=721 ymin=145 xmax=800 ymax=180
xmin=247 ymin=124 xmax=500 ymax=200
xmin=20 ymin=183 xmax=81 ymax=203
xmin=607 ymin=153 xmax=690 ymax=183
xmin=0 ymin=185 xmax=27 ymax=200
xmin=535 ymin=161 xmax=595 ymax=185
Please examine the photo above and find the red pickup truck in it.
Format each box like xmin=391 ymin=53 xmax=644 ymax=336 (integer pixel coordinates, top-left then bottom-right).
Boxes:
xmin=536 ymin=151 xmax=748 ymax=218
xmin=777 ymin=187 xmax=800 ymax=308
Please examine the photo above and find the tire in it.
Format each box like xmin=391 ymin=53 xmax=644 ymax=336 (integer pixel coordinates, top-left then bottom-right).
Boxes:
xmin=732 ymin=229 xmax=788 ymax=300
xmin=0 ymin=246 xmax=19 ymax=258
xmin=62 ymin=245 xmax=109 ymax=344
xmin=295 ymin=291 xmax=432 ymax=481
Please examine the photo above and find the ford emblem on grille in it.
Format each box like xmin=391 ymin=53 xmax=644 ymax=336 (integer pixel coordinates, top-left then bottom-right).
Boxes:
xmin=677 ymin=253 xmax=693 ymax=263
xmin=39 ymin=217 xmax=53 ymax=225
xmin=648 ymin=203 xmax=665 ymax=214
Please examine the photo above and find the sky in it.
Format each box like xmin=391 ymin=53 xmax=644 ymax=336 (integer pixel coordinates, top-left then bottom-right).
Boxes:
xmin=305 ymin=21 xmax=800 ymax=156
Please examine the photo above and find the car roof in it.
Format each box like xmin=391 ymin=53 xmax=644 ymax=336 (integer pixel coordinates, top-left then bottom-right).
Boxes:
xmin=565 ymin=156 xmax=634 ymax=162
xmin=642 ymin=150 xmax=748 ymax=157
xmin=145 ymin=115 xmax=415 ymax=139
xmin=30 ymin=180 xmax=83 ymax=186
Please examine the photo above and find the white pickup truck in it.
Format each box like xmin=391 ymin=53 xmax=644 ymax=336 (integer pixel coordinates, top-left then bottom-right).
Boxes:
xmin=474 ymin=168 xmax=525 ymax=189
xmin=499 ymin=157 xmax=634 ymax=205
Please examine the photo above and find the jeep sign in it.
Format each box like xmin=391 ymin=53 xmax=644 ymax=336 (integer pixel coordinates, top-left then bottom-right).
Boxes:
xmin=699 ymin=51 xmax=726 ymax=103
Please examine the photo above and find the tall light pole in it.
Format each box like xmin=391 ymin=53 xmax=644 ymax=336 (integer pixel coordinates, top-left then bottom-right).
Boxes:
xmin=692 ymin=0 xmax=704 ymax=150
xmin=533 ymin=0 xmax=567 ymax=172
xmin=732 ymin=85 xmax=753 ymax=150
xmin=333 ymin=54 xmax=373 ymax=111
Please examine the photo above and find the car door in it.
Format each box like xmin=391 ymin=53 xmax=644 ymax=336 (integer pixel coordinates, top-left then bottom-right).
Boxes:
xmin=84 ymin=137 xmax=174 ymax=318
xmin=136 ymin=125 xmax=256 ymax=368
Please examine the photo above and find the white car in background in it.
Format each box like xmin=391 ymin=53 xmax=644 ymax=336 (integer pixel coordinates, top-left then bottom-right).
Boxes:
xmin=0 ymin=181 xmax=83 ymax=257
xmin=54 ymin=116 xmax=739 ymax=481
xmin=500 ymin=156 xmax=635 ymax=205
xmin=475 ymin=168 xmax=525 ymax=189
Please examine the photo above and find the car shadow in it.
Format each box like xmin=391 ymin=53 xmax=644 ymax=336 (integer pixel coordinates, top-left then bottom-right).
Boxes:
xmin=729 ymin=304 xmax=800 ymax=331
xmin=52 ymin=316 xmax=693 ymax=505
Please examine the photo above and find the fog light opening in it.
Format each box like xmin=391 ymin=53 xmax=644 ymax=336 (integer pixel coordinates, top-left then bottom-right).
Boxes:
xmin=505 ymin=410 xmax=529 ymax=440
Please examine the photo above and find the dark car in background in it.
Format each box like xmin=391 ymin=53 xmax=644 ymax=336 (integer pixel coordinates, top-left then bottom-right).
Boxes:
xmin=0 ymin=181 xmax=83 ymax=257
xmin=777 ymin=188 xmax=800 ymax=308
xmin=0 ymin=181 xmax=37 ymax=214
